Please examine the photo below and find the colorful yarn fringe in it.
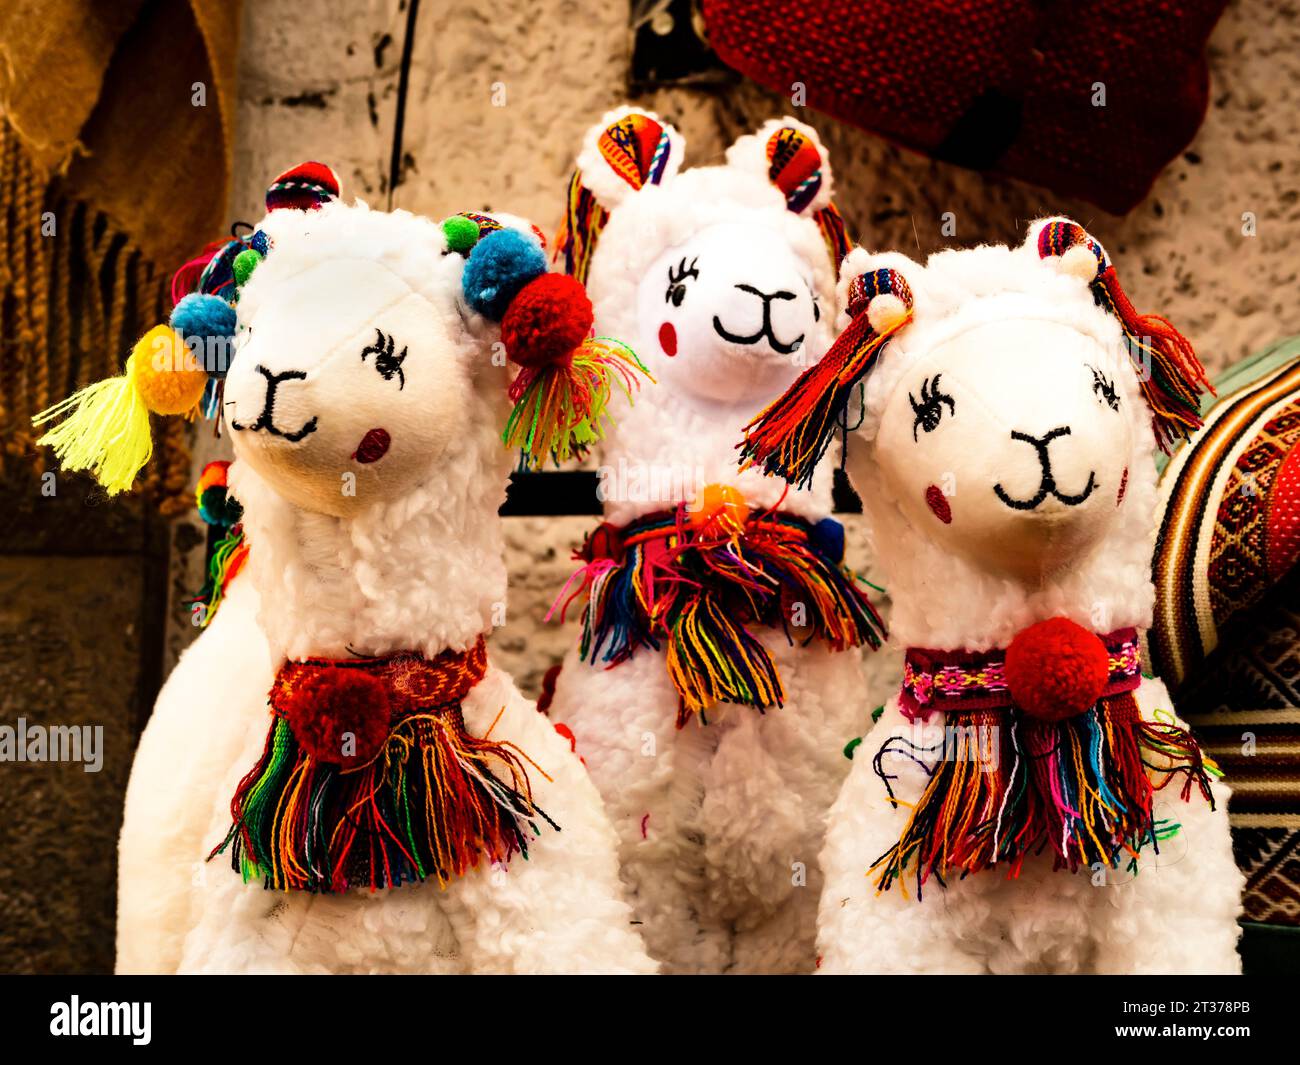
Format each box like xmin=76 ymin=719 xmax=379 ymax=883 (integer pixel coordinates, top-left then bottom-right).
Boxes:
xmin=815 ymin=203 xmax=851 ymax=274
xmin=554 ymin=170 xmax=609 ymax=286
xmin=190 ymin=524 xmax=247 ymax=627
xmin=1037 ymin=220 xmax=1213 ymax=452
xmin=210 ymin=640 xmax=557 ymax=893
xmin=740 ymin=268 xmax=914 ymax=488
xmin=555 ymin=110 xmax=672 ymax=284
xmin=872 ymin=692 xmax=1219 ymax=898
xmin=187 ymin=460 xmax=246 ymax=626
xmin=503 ymin=337 xmax=651 ymax=467
xmin=552 ymin=505 xmax=884 ymax=724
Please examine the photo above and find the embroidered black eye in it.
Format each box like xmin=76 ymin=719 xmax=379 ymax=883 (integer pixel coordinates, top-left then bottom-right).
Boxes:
xmin=812 ymin=296 xmax=821 ymax=322
xmin=361 ymin=328 xmax=407 ymax=390
xmin=909 ymin=374 xmax=956 ymax=441
xmin=1090 ymin=366 xmax=1120 ymax=411
xmin=665 ymin=257 xmax=699 ymax=307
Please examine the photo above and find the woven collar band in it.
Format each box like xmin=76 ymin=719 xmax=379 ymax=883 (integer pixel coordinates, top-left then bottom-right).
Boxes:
xmin=899 ymin=627 xmax=1141 ymax=720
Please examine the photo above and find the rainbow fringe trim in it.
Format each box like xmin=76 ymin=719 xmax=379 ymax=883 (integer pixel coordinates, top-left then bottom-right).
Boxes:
xmin=551 ymin=506 xmax=884 ymax=724
xmin=871 ymin=692 xmax=1220 ymax=899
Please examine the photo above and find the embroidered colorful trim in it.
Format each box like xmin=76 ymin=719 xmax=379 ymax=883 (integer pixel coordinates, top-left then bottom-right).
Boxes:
xmin=550 ymin=503 xmax=884 ymax=724
xmin=209 ymin=637 xmax=557 ymax=893
xmin=873 ymin=633 xmax=1218 ymax=898
xmin=900 ymin=628 xmax=1142 ymax=718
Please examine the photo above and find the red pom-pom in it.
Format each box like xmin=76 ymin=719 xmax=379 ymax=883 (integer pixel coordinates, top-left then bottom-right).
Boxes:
xmin=281 ymin=668 xmax=391 ymax=765
xmin=1004 ymin=617 xmax=1110 ymax=722
xmin=500 ymin=273 xmax=593 ymax=369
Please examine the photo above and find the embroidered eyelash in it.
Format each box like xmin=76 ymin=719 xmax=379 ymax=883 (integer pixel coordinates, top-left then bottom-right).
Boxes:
xmin=909 ymin=374 xmax=955 ymax=440
xmin=665 ymin=256 xmax=699 ymax=306
xmin=362 ymin=328 xmax=408 ymax=390
xmin=1090 ymin=365 xmax=1120 ymax=410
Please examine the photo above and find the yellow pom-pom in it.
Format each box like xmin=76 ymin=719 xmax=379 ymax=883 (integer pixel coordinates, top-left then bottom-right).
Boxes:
xmin=31 ymin=324 xmax=207 ymax=494
xmin=128 ymin=325 xmax=208 ymax=415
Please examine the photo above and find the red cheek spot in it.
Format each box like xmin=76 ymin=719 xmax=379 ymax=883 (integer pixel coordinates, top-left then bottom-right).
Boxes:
xmin=658 ymin=322 xmax=677 ymax=357
xmin=925 ymin=484 xmax=952 ymax=524
xmin=1116 ymin=467 xmax=1128 ymax=507
xmin=353 ymin=428 xmax=391 ymax=464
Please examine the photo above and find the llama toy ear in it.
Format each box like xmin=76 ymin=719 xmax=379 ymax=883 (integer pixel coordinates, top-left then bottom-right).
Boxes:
xmin=555 ymin=107 xmax=683 ymax=283
xmin=1028 ymin=216 xmax=1213 ymax=451
xmin=740 ymin=248 xmax=916 ymax=487
xmin=726 ymin=117 xmax=850 ymax=273
xmin=727 ymin=117 xmax=834 ymax=215
xmin=458 ymin=221 xmax=652 ymax=469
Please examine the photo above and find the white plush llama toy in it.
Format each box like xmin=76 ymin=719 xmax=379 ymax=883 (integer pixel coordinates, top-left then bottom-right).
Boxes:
xmin=544 ymin=108 xmax=884 ymax=973
xmin=35 ymin=163 xmax=655 ymax=974
xmin=741 ymin=218 xmax=1244 ymax=973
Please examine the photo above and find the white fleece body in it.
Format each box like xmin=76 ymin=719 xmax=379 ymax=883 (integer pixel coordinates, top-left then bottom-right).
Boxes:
xmin=115 ymin=578 xmax=273 ymax=974
xmin=549 ymin=110 xmax=874 ymax=973
xmin=121 ymin=197 xmax=652 ymax=974
xmin=815 ymin=225 xmax=1243 ymax=973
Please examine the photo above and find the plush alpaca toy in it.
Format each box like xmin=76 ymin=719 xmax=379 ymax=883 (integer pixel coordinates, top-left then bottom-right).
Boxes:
xmin=36 ymin=163 xmax=655 ymax=974
xmin=544 ymin=108 xmax=884 ymax=974
xmin=740 ymin=219 xmax=1245 ymax=973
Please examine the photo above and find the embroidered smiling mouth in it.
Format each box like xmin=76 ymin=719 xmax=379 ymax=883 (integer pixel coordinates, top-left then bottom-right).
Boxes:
xmin=993 ymin=427 xmax=1097 ymax=510
xmin=228 ymin=365 xmax=319 ymax=442
xmin=712 ymin=284 xmax=805 ymax=355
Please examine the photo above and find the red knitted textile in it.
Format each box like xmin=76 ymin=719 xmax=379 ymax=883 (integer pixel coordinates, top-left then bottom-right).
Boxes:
xmin=701 ymin=0 xmax=1227 ymax=214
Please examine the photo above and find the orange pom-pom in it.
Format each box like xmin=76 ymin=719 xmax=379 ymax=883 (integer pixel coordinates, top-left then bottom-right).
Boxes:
xmin=129 ymin=325 xmax=208 ymax=415
xmin=1005 ymin=617 xmax=1110 ymax=722
xmin=688 ymin=482 xmax=749 ymax=538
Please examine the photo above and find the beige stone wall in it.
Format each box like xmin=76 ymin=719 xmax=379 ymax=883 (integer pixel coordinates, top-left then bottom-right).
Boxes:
xmin=164 ymin=0 xmax=1298 ymax=694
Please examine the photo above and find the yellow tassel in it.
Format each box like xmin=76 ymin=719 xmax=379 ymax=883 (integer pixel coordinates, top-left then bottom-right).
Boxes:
xmin=31 ymin=325 xmax=204 ymax=494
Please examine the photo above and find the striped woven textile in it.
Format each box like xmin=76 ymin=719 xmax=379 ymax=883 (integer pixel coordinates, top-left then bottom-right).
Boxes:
xmin=1149 ymin=337 xmax=1300 ymax=927
xmin=1149 ymin=345 xmax=1300 ymax=688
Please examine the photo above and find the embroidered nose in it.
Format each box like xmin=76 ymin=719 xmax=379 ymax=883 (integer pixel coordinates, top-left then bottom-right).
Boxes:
xmin=229 ymin=364 xmax=317 ymax=441
xmin=993 ymin=425 xmax=1096 ymax=510
xmin=712 ymin=285 xmax=805 ymax=354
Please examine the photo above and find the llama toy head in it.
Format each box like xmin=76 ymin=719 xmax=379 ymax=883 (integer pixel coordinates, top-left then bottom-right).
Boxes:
xmin=222 ymin=197 xmax=487 ymax=516
xmin=557 ymin=108 xmax=847 ymax=410
xmin=33 ymin=163 xmax=647 ymax=512
xmin=742 ymin=219 xmax=1213 ymax=641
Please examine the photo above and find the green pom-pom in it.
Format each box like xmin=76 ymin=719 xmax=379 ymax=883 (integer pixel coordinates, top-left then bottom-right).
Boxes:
xmin=233 ymin=248 xmax=263 ymax=287
xmin=442 ymin=215 xmax=480 ymax=254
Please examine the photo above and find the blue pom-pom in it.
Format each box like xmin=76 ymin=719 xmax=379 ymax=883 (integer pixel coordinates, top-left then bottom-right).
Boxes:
xmin=461 ymin=228 xmax=547 ymax=320
xmin=170 ymin=294 xmax=237 ymax=377
xmin=809 ymin=517 xmax=846 ymax=564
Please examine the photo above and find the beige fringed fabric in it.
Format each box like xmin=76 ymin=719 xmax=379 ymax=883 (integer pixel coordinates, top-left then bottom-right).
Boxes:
xmin=0 ymin=0 xmax=240 ymax=510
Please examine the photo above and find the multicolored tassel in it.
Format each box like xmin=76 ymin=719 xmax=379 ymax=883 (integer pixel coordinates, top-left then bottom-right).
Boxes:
xmin=1037 ymin=219 xmax=1213 ymax=452
xmin=210 ymin=640 xmax=557 ymax=893
xmin=554 ymin=170 xmax=609 ymax=286
xmin=553 ymin=504 xmax=884 ymax=724
xmin=740 ymin=268 xmax=914 ymax=488
xmin=871 ymin=692 xmax=1219 ymax=898
xmin=503 ymin=337 xmax=651 ymax=468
